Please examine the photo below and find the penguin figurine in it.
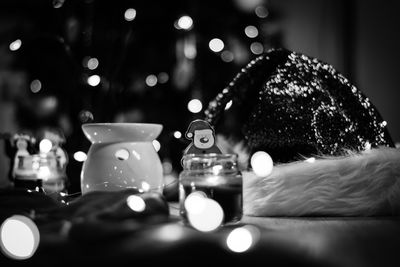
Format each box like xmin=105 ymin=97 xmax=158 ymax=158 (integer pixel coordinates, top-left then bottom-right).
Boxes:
xmin=183 ymin=119 xmax=222 ymax=155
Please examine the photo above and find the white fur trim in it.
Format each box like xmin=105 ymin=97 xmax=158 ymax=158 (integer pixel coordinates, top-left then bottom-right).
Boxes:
xmin=243 ymin=148 xmax=400 ymax=216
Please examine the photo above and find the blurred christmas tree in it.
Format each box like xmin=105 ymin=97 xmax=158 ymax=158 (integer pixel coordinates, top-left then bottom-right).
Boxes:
xmin=0 ymin=0 xmax=282 ymax=192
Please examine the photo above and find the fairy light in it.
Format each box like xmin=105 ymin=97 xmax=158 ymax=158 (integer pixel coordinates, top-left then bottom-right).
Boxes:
xmin=0 ymin=215 xmax=40 ymax=260
xmin=158 ymin=72 xmax=169 ymax=84
xmin=187 ymin=197 xmax=224 ymax=232
xmin=141 ymin=181 xmax=151 ymax=192
xmin=244 ymin=25 xmax=258 ymax=38
xmin=87 ymin=75 xmax=101 ymax=86
xmin=184 ymin=192 xmax=207 ymax=214
xmin=255 ymin=6 xmax=269 ymax=18
xmin=209 ymin=38 xmax=224 ymax=53
xmin=187 ymin=99 xmax=202 ymax=113
xmin=221 ymin=51 xmax=234 ymax=62
xmin=30 ymin=79 xmax=42 ymax=93
xmin=39 ymin=139 xmax=52 ymax=153
xmin=225 ymin=100 xmax=233 ymax=110
xmin=250 ymin=42 xmax=264 ymax=55
xmin=173 ymin=131 xmax=182 ymax=139
xmin=87 ymin=57 xmax=99 ymax=70
xmin=250 ymin=151 xmax=273 ymax=177
xmin=126 ymin=195 xmax=146 ymax=212
xmin=124 ymin=8 xmax=137 ymax=21
xmin=73 ymin=151 xmax=87 ymax=162
xmin=9 ymin=39 xmax=22 ymax=51
xmin=226 ymin=226 xmax=260 ymax=253
xmin=145 ymin=74 xmax=158 ymax=87
xmin=176 ymin=15 xmax=193 ymax=30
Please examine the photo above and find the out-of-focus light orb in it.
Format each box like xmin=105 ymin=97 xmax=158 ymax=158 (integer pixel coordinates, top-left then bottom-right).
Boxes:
xmin=305 ymin=157 xmax=316 ymax=163
xmin=78 ymin=110 xmax=94 ymax=123
xmin=9 ymin=39 xmax=22 ymax=51
xmin=157 ymin=224 xmax=185 ymax=242
xmin=225 ymin=100 xmax=233 ymax=110
xmin=87 ymin=57 xmax=99 ymax=70
xmin=226 ymin=227 xmax=253 ymax=253
xmin=152 ymin=140 xmax=161 ymax=152
xmin=73 ymin=151 xmax=87 ymax=162
xmin=250 ymin=151 xmax=273 ymax=177
xmin=124 ymin=8 xmax=137 ymax=21
xmin=250 ymin=42 xmax=264 ymax=55
xmin=176 ymin=15 xmax=193 ymax=30
xmin=184 ymin=192 xmax=207 ymax=214
xmin=145 ymin=74 xmax=158 ymax=87
xmin=221 ymin=51 xmax=234 ymax=62
xmin=173 ymin=131 xmax=182 ymax=139
xmin=244 ymin=25 xmax=259 ymax=38
xmin=162 ymin=161 xmax=173 ymax=174
xmin=0 ymin=215 xmax=40 ymax=260
xmin=87 ymin=75 xmax=101 ymax=86
xmin=52 ymin=0 xmax=65 ymax=9
xmin=187 ymin=198 xmax=224 ymax=232
xmin=158 ymin=72 xmax=169 ymax=84
xmin=187 ymin=99 xmax=202 ymax=113
xmin=255 ymin=6 xmax=269 ymax=18
xmin=184 ymin=44 xmax=197 ymax=59
xmin=141 ymin=181 xmax=151 ymax=192
xmin=39 ymin=139 xmax=52 ymax=153
xmin=30 ymin=79 xmax=42 ymax=93
xmin=126 ymin=195 xmax=146 ymax=212
xmin=209 ymin=38 xmax=224 ymax=53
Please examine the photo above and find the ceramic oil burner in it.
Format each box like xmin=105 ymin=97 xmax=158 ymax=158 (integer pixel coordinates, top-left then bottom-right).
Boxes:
xmin=81 ymin=123 xmax=164 ymax=195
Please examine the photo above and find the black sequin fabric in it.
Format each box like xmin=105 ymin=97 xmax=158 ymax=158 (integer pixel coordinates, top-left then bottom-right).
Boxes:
xmin=205 ymin=49 xmax=394 ymax=163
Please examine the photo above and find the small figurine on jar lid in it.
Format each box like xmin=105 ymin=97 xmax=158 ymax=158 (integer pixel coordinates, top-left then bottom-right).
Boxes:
xmin=183 ymin=119 xmax=222 ymax=155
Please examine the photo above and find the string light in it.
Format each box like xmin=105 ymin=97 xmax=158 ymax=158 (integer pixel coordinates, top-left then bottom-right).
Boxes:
xmin=225 ymin=100 xmax=233 ymax=110
xmin=173 ymin=131 xmax=182 ymax=139
xmin=73 ymin=151 xmax=87 ymax=162
xmin=145 ymin=74 xmax=158 ymax=87
xmin=244 ymin=25 xmax=258 ymax=38
xmin=226 ymin=227 xmax=253 ymax=253
xmin=186 ymin=195 xmax=224 ymax=232
xmin=39 ymin=139 xmax=52 ymax=153
xmin=187 ymin=99 xmax=202 ymax=113
xmin=87 ymin=57 xmax=99 ymax=70
xmin=250 ymin=151 xmax=273 ymax=177
xmin=0 ymin=215 xmax=40 ymax=260
xmin=87 ymin=75 xmax=101 ymax=86
xmin=124 ymin=8 xmax=137 ymax=21
xmin=9 ymin=39 xmax=22 ymax=51
xmin=126 ymin=195 xmax=146 ymax=212
xmin=175 ymin=15 xmax=193 ymax=30
xmin=30 ymin=79 xmax=42 ymax=93
xmin=255 ymin=6 xmax=269 ymax=18
xmin=221 ymin=51 xmax=234 ymax=62
xmin=141 ymin=181 xmax=151 ymax=192
xmin=158 ymin=72 xmax=169 ymax=84
xmin=250 ymin=42 xmax=264 ymax=55
xmin=209 ymin=38 xmax=224 ymax=53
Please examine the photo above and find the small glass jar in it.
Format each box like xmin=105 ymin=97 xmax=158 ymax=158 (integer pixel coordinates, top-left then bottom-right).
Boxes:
xmin=179 ymin=153 xmax=243 ymax=224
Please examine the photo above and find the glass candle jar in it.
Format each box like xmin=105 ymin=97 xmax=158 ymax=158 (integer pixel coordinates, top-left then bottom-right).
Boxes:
xmin=179 ymin=153 xmax=243 ymax=224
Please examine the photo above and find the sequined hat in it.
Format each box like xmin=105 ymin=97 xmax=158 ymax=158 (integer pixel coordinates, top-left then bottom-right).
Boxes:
xmin=205 ymin=48 xmax=394 ymax=163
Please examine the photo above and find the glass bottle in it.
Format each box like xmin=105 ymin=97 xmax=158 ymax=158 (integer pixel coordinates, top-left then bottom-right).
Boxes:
xmin=179 ymin=153 xmax=243 ymax=224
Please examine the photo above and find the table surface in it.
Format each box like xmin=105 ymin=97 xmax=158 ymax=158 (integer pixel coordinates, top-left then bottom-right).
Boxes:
xmin=1 ymin=191 xmax=400 ymax=267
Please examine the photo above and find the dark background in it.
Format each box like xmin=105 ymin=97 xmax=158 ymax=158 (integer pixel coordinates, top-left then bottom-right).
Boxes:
xmin=1 ymin=0 xmax=399 ymax=192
